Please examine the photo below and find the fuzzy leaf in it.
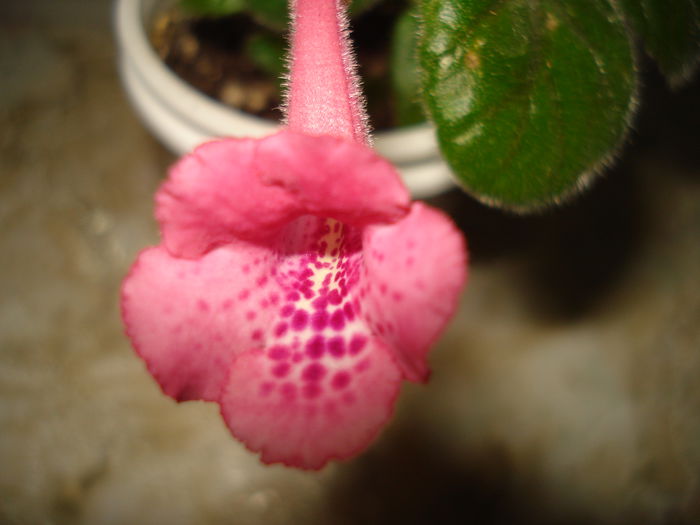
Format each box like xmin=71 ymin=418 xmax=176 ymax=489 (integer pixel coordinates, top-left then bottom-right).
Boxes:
xmin=418 ymin=0 xmax=637 ymax=210
xmin=619 ymin=0 xmax=700 ymax=86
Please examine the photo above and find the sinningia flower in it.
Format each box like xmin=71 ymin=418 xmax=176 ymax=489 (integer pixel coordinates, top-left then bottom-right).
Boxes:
xmin=121 ymin=0 xmax=467 ymax=469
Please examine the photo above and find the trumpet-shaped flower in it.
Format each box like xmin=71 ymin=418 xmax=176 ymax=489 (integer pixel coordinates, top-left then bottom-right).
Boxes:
xmin=121 ymin=0 xmax=467 ymax=469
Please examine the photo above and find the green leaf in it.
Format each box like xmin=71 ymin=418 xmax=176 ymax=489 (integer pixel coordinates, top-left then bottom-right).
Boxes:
xmin=619 ymin=0 xmax=700 ymax=86
xmin=246 ymin=32 xmax=287 ymax=78
xmin=245 ymin=0 xmax=381 ymax=33
xmin=391 ymin=7 xmax=425 ymax=126
xmin=418 ymin=0 xmax=637 ymax=210
xmin=243 ymin=0 xmax=288 ymax=32
xmin=180 ymin=0 xmax=246 ymax=16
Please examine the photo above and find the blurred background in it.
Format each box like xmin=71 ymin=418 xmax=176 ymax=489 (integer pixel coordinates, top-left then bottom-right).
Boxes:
xmin=1 ymin=0 xmax=700 ymax=524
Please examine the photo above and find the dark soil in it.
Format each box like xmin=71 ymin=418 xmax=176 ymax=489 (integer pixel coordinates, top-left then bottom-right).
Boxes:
xmin=150 ymin=3 xmax=407 ymax=129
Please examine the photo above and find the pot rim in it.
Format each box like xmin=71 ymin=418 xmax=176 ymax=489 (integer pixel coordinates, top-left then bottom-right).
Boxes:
xmin=114 ymin=0 xmax=446 ymax=161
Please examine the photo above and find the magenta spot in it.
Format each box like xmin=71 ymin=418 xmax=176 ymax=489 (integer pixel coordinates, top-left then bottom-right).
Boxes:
xmin=302 ymin=363 xmax=327 ymax=382
xmin=238 ymin=290 xmax=250 ymax=301
xmin=312 ymin=296 xmax=328 ymax=309
xmin=259 ymin=382 xmax=275 ymax=396
xmin=269 ymin=293 xmax=280 ymax=305
xmin=260 ymin=299 xmax=270 ymax=308
xmin=330 ymin=310 xmax=346 ymax=330
xmin=197 ymin=299 xmax=210 ymax=312
xmin=302 ymin=383 xmax=322 ymax=399
xmin=379 ymin=283 xmax=388 ymax=295
xmin=327 ymin=289 xmax=342 ymax=305
xmin=291 ymin=309 xmax=309 ymax=331
xmin=349 ymin=334 xmax=368 ymax=355
xmin=332 ymin=371 xmax=351 ymax=390
xmin=272 ymin=362 xmax=291 ymax=378
xmin=343 ymin=302 xmax=355 ymax=321
xmin=392 ymin=292 xmax=404 ymax=302
xmin=269 ymin=346 xmax=289 ymax=360
xmin=328 ymin=336 xmax=345 ymax=358
xmin=257 ymin=276 xmax=268 ymax=287
xmin=220 ymin=299 xmax=233 ymax=311
xmin=242 ymin=265 xmax=251 ymax=274
xmin=353 ymin=298 xmax=362 ymax=314
xmin=274 ymin=322 xmax=289 ymax=337
xmin=311 ymin=310 xmax=329 ymax=331
xmin=355 ymin=358 xmax=370 ymax=373
xmin=251 ymin=329 xmax=263 ymax=341
xmin=305 ymin=335 xmax=325 ymax=359
xmin=286 ymin=292 xmax=301 ymax=302
xmin=292 ymin=352 xmax=303 ymax=363
xmin=281 ymin=382 xmax=297 ymax=401
xmin=280 ymin=304 xmax=294 ymax=317
xmin=246 ymin=311 xmax=256 ymax=321
xmin=406 ymin=256 xmax=415 ymax=267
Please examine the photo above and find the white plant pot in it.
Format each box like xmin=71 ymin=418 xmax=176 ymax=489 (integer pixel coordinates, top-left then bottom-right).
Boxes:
xmin=114 ymin=0 xmax=454 ymax=198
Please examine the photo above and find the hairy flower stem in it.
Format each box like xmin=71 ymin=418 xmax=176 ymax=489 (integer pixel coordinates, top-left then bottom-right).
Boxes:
xmin=285 ymin=0 xmax=369 ymax=144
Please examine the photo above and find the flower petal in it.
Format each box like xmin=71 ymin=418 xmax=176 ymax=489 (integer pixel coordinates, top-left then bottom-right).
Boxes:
xmin=361 ymin=202 xmax=467 ymax=382
xmin=219 ymin=336 xmax=401 ymax=469
xmin=156 ymin=137 xmax=298 ymax=258
xmin=156 ymin=131 xmax=409 ymax=259
xmin=256 ymin=131 xmax=409 ymax=226
xmin=121 ymin=244 xmax=281 ymax=401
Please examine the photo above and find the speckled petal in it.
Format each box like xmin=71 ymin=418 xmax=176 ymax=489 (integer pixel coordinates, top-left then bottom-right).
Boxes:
xmin=156 ymin=131 xmax=409 ymax=259
xmin=121 ymin=244 xmax=281 ymax=402
xmin=362 ymin=202 xmax=467 ymax=382
xmin=219 ymin=336 xmax=402 ymax=469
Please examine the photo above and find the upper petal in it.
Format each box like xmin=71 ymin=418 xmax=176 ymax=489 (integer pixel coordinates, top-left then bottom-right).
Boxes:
xmin=361 ymin=202 xmax=467 ymax=382
xmin=156 ymin=137 xmax=298 ymax=258
xmin=255 ymin=131 xmax=409 ymax=226
xmin=156 ymin=131 xmax=409 ymax=259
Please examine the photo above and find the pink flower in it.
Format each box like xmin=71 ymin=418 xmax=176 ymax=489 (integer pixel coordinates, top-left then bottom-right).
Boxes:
xmin=121 ymin=0 xmax=467 ymax=469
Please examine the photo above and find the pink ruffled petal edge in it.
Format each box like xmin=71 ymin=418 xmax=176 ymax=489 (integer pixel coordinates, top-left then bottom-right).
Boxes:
xmin=219 ymin=336 xmax=402 ymax=470
xmin=157 ymin=131 xmax=409 ymax=259
xmin=121 ymin=244 xmax=282 ymax=402
xmin=361 ymin=202 xmax=468 ymax=382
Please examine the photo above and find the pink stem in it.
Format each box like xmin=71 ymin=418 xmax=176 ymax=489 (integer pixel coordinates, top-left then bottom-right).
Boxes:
xmin=285 ymin=0 xmax=369 ymax=144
